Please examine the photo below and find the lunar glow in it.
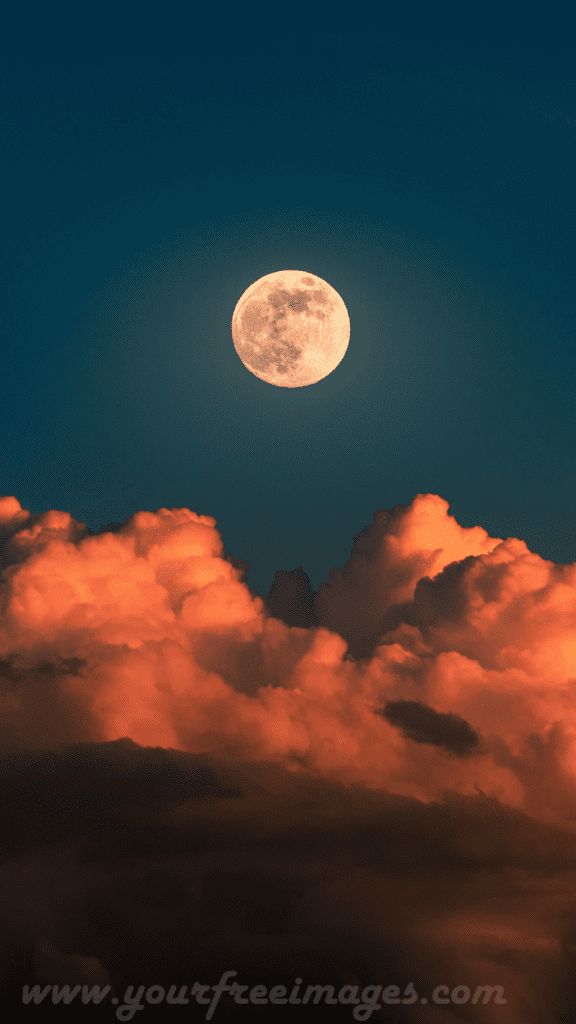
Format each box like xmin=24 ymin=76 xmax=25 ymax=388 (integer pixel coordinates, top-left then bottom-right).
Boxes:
xmin=231 ymin=270 xmax=350 ymax=387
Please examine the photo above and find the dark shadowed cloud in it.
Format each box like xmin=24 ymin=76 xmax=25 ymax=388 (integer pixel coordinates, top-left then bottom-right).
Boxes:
xmin=0 ymin=740 xmax=575 ymax=1021
xmin=381 ymin=700 xmax=479 ymax=757
xmin=265 ymin=567 xmax=316 ymax=628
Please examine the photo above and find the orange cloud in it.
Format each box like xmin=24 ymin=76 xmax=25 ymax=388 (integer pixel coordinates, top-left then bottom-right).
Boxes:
xmin=1 ymin=493 xmax=576 ymax=816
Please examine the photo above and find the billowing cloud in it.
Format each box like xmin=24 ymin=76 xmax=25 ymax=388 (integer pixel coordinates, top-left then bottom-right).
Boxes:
xmin=0 ymin=492 xmax=576 ymax=811
xmin=315 ymin=493 xmax=499 ymax=657
xmin=2 ymin=492 xmax=576 ymax=1017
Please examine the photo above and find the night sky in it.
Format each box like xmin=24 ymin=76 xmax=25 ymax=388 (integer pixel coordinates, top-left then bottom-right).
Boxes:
xmin=2 ymin=6 xmax=576 ymax=591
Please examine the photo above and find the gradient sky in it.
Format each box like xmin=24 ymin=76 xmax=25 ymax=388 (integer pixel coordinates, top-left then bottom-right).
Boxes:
xmin=2 ymin=6 xmax=575 ymax=591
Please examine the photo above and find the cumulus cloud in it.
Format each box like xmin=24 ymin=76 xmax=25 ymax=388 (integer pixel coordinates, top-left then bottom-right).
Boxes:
xmin=1 ymin=491 xmax=576 ymax=810
xmin=1 ymin=492 xmax=576 ymax=1017
xmin=315 ymin=493 xmax=499 ymax=658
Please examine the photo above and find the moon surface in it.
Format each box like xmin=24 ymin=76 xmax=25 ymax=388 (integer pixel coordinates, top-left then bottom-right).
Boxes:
xmin=231 ymin=270 xmax=350 ymax=387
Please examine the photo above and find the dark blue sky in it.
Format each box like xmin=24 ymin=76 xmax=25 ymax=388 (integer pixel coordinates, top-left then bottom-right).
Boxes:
xmin=2 ymin=6 xmax=575 ymax=590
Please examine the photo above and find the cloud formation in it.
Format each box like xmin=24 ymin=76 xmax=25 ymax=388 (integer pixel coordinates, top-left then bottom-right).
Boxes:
xmin=1 ymin=492 xmax=575 ymax=812
xmin=1 ymin=492 xmax=576 ymax=1018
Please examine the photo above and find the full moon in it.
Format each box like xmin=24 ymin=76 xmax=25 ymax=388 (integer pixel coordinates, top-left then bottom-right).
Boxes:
xmin=231 ymin=270 xmax=350 ymax=387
